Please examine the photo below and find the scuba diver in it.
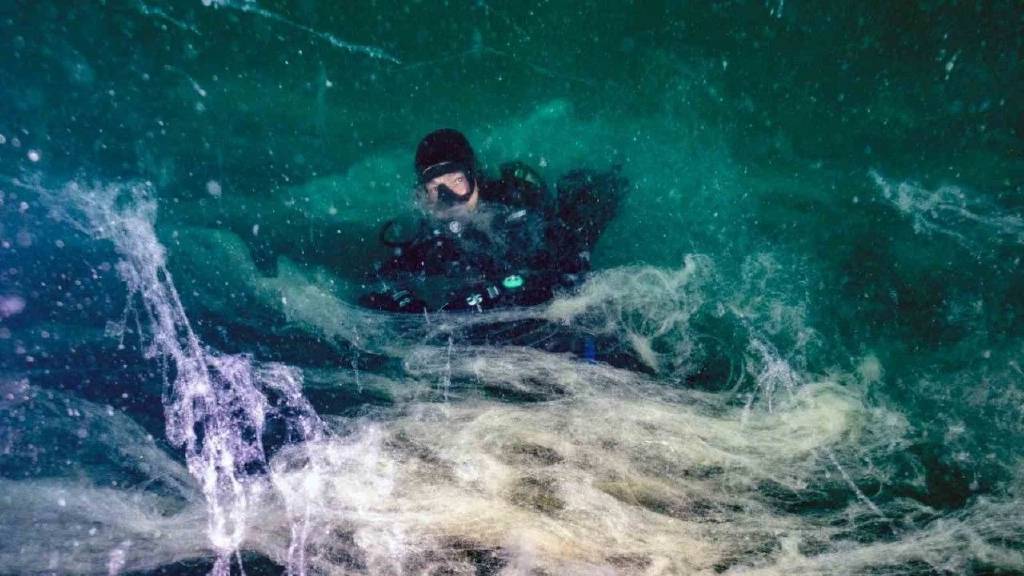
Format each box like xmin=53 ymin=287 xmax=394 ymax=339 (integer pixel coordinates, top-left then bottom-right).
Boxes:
xmin=360 ymin=128 xmax=627 ymax=313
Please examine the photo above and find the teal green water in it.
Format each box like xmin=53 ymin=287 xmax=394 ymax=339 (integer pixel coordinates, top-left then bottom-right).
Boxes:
xmin=1 ymin=1 xmax=1023 ymax=574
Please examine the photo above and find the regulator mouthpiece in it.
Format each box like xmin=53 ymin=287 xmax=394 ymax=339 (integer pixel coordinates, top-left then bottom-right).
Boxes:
xmin=437 ymin=183 xmax=471 ymax=206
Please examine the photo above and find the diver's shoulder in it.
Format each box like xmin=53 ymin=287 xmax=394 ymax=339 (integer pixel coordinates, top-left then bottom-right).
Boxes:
xmin=479 ymin=160 xmax=550 ymax=210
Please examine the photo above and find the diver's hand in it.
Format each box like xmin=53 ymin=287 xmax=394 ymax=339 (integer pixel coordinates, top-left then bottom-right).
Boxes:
xmin=358 ymin=288 xmax=427 ymax=313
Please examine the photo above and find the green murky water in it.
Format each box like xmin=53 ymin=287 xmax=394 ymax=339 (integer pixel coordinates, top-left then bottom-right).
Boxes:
xmin=1 ymin=1 xmax=1022 ymax=574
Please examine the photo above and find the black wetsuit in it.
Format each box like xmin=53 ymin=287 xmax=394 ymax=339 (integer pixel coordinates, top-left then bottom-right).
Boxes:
xmin=361 ymin=163 xmax=627 ymax=313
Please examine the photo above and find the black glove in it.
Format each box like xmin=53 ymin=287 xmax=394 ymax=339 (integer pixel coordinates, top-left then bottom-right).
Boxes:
xmin=358 ymin=288 xmax=428 ymax=313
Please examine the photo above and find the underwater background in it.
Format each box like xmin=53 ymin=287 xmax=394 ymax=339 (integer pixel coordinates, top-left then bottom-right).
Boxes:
xmin=1 ymin=0 xmax=1023 ymax=574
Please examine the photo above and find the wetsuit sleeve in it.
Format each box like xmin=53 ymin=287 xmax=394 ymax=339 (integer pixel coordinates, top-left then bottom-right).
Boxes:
xmin=546 ymin=167 xmax=629 ymax=273
xmin=378 ymin=234 xmax=462 ymax=277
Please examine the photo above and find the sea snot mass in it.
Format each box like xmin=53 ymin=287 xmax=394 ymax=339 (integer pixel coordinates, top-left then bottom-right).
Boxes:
xmin=0 ymin=1 xmax=1022 ymax=575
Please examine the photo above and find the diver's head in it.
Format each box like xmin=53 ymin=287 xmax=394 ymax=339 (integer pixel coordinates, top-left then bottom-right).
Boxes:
xmin=415 ymin=128 xmax=479 ymax=213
